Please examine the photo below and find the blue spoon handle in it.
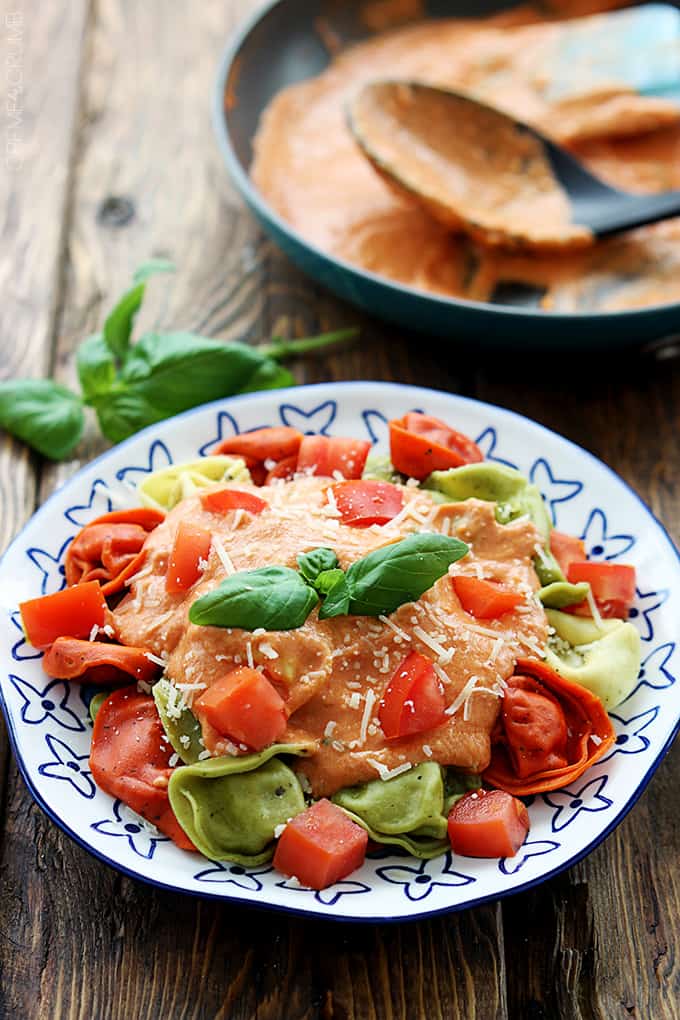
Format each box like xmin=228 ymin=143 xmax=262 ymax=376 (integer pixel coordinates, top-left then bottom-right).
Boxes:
xmin=588 ymin=190 xmax=680 ymax=236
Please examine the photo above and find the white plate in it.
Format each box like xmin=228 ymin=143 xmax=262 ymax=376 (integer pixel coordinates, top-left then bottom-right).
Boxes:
xmin=1 ymin=382 xmax=678 ymax=921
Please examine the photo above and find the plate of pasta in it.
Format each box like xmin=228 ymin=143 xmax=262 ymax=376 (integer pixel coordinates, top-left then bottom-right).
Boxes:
xmin=1 ymin=381 xmax=678 ymax=921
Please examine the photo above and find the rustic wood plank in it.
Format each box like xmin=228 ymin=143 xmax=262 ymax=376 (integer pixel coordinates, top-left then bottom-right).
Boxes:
xmin=0 ymin=3 xmax=507 ymax=1019
xmin=475 ymin=346 xmax=680 ymax=1018
xmin=0 ymin=0 xmax=89 ymax=854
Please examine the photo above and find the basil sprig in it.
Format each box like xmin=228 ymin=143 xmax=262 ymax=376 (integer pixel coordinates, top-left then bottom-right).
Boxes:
xmin=0 ymin=261 xmax=357 ymax=459
xmin=189 ymin=534 xmax=468 ymax=632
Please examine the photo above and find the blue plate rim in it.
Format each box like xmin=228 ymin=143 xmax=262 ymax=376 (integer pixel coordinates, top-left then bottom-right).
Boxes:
xmin=1 ymin=380 xmax=679 ymax=922
xmin=212 ymin=0 xmax=680 ymax=325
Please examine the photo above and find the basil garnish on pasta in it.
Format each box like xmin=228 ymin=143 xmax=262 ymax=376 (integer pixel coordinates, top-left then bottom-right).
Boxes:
xmin=189 ymin=534 xmax=468 ymax=631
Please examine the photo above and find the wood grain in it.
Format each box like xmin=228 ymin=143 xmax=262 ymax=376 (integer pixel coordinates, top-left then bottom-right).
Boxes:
xmin=0 ymin=0 xmax=89 ymax=854
xmin=1 ymin=1 xmax=679 ymax=1018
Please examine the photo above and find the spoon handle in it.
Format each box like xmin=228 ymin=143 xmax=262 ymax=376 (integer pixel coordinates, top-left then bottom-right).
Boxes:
xmin=589 ymin=191 xmax=680 ymax=237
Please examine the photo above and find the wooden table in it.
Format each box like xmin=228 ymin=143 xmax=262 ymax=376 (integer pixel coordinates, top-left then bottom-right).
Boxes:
xmin=1 ymin=3 xmax=679 ymax=1017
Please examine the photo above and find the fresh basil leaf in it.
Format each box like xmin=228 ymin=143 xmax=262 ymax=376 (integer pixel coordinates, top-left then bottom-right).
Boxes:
xmin=93 ymin=389 xmax=167 ymax=444
xmin=103 ymin=260 xmax=175 ymax=360
xmin=132 ymin=258 xmax=175 ymax=285
xmin=103 ymin=282 xmax=145 ymax=361
xmin=297 ymin=547 xmax=339 ymax=584
xmin=0 ymin=380 xmax=84 ymax=460
xmin=344 ymin=533 xmax=469 ymax=616
xmin=77 ymin=333 xmax=116 ymax=401
xmin=121 ymin=332 xmax=266 ymax=413
xmin=261 ymin=328 xmax=359 ymax=360
xmin=314 ymin=568 xmax=346 ymax=596
xmin=317 ymin=573 xmax=352 ymax=619
xmin=189 ymin=566 xmax=319 ymax=631
xmin=238 ymin=359 xmax=295 ymax=394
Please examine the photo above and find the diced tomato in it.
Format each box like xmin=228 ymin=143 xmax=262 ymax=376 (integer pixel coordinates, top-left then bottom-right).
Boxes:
xmin=389 ymin=412 xmax=483 ymax=480
xmin=265 ymin=454 xmax=298 ymax=484
xmin=451 ymin=576 xmax=523 ymax=619
xmin=214 ymin=426 xmax=303 ymax=486
xmin=199 ymin=487 xmax=268 ymax=515
xmin=331 ymin=480 xmax=404 ymax=527
xmin=42 ymin=637 xmax=161 ymax=686
xmin=273 ymin=799 xmax=368 ymax=889
xmin=89 ymin=687 xmax=194 ymax=850
xmin=566 ymin=561 xmax=636 ymax=619
xmin=378 ymin=650 xmax=446 ymax=740
xmin=166 ymin=522 xmax=212 ymax=593
xmin=296 ymin=435 xmax=371 ymax=479
xmin=447 ymin=789 xmax=529 ymax=858
xmin=19 ymin=581 xmax=107 ymax=650
xmin=549 ymin=531 xmax=586 ymax=576
xmin=193 ymin=667 xmax=288 ymax=751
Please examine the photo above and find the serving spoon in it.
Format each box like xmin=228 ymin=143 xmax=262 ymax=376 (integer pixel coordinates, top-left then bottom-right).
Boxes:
xmin=348 ymin=81 xmax=680 ymax=252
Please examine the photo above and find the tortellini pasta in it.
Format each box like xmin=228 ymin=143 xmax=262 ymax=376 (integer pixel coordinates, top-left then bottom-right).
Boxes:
xmin=332 ymin=763 xmax=480 ymax=859
xmin=168 ymin=745 xmax=308 ymax=864
xmin=425 ymin=463 xmax=567 ymax=586
xmin=545 ymin=608 xmax=641 ymax=708
xmin=153 ymin=677 xmax=204 ymax=764
xmin=138 ymin=456 xmax=251 ymax=511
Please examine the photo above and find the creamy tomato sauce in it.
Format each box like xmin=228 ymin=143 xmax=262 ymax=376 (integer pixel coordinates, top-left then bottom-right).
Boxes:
xmin=113 ymin=478 xmax=547 ymax=797
xmin=251 ymin=3 xmax=680 ymax=312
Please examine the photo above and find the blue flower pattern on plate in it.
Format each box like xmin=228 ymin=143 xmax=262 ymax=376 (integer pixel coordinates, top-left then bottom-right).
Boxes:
xmin=377 ymin=852 xmax=475 ymax=901
xmin=279 ymin=399 xmax=336 ymax=435
xmin=8 ymin=674 xmax=85 ymax=732
xmin=474 ymin=426 xmax=518 ymax=469
xmin=543 ymin=775 xmax=613 ymax=833
xmin=26 ymin=537 xmax=72 ymax=595
xmin=530 ymin=458 xmax=583 ymax=524
xmin=276 ymin=876 xmax=371 ymax=906
xmin=115 ymin=439 xmax=173 ymax=487
xmin=628 ymin=587 xmax=669 ymax=642
xmin=499 ymin=840 xmax=560 ymax=876
xmin=360 ymin=406 xmax=424 ymax=446
xmin=63 ymin=479 xmax=114 ymax=526
xmin=10 ymin=611 xmax=42 ymax=662
xmin=623 ymin=642 xmax=676 ymax=702
xmin=580 ymin=508 xmax=635 ymax=561
xmin=601 ymin=706 xmax=660 ymax=763
xmin=92 ymin=800 xmax=167 ymax=859
xmin=38 ymin=733 xmax=95 ymax=798
xmin=194 ymin=862 xmax=274 ymax=891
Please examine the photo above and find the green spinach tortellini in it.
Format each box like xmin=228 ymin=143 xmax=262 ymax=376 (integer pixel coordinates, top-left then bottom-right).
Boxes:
xmin=545 ymin=609 xmax=641 ymax=708
xmin=153 ymin=677 xmax=204 ymax=764
xmin=332 ymin=763 xmax=480 ymax=859
xmin=425 ymin=463 xmax=571 ymax=589
xmin=168 ymin=745 xmax=308 ymax=863
xmin=139 ymin=455 xmax=251 ymax=511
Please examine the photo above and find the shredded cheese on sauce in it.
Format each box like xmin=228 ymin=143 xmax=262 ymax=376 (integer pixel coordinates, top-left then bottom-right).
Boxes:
xmin=212 ymin=536 xmax=236 ymax=575
xmin=359 ymin=688 xmax=377 ymax=746
xmin=367 ymin=759 xmax=413 ymax=781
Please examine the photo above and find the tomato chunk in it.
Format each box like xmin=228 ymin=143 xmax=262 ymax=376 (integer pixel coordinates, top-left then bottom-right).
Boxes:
xmin=331 ymin=480 xmax=404 ymax=527
xmin=549 ymin=531 xmax=586 ymax=576
xmin=214 ymin=426 xmax=303 ymax=486
xmin=273 ymin=799 xmax=368 ymax=889
xmin=90 ymin=687 xmax=194 ymax=850
xmin=20 ymin=581 xmax=107 ymax=650
xmin=451 ymin=576 xmax=523 ymax=619
xmin=166 ymin=522 xmax=212 ymax=593
xmin=193 ymin=667 xmax=288 ymax=751
xmin=447 ymin=789 xmax=529 ymax=858
xmin=296 ymin=435 xmax=371 ymax=479
xmin=389 ymin=412 xmax=483 ymax=480
xmin=566 ymin=561 xmax=636 ymax=619
xmin=378 ymin=650 xmax=446 ymax=739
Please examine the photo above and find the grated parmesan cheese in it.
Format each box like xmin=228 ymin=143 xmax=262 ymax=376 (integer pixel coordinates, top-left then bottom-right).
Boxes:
xmin=445 ymin=675 xmax=480 ymax=716
xmin=422 ymin=744 xmax=433 ymax=758
xmin=88 ymin=624 xmax=99 ymax=642
xmin=412 ymin=625 xmax=454 ymax=665
xmin=359 ymin=689 xmax=377 ymax=746
xmin=246 ymin=641 xmax=254 ymax=669
xmin=212 ymin=536 xmax=236 ymax=575
xmin=144 ymin=651 xmax=168 ymax=668
xmin=378 ymin=614 xmax=410 ymax=641
xmin=367 ymin=759 xmax=413 ymax=781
